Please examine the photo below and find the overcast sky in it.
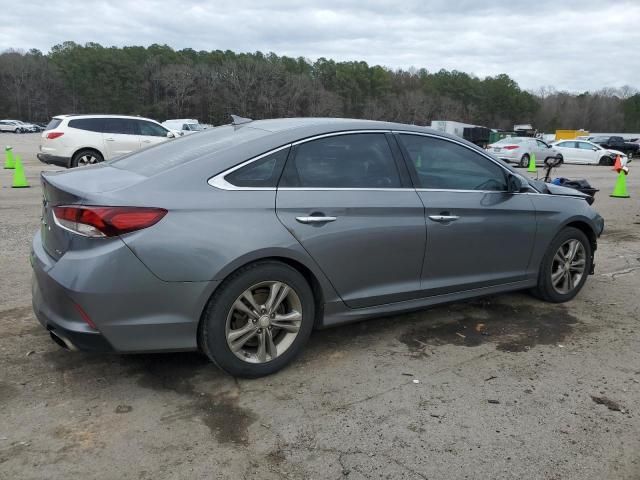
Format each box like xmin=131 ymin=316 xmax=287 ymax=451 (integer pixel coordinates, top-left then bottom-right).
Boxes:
xmin=2 ymin=0 xmax=638 ymax=93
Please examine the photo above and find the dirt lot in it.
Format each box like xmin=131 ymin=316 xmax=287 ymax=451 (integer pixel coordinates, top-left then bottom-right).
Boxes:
xmin=1 ymin=133 xmax=639 ymax=479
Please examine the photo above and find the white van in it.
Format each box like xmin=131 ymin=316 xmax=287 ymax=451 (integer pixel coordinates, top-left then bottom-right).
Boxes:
xmin=162 ymin=119 xmax=206 ymax=135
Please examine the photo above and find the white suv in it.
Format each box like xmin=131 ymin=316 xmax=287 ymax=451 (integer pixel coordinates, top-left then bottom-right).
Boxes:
xmin=0 ymin=120 xmax=37 ymax=133
xmin=38 ymin=114 xmax=178 ymax=168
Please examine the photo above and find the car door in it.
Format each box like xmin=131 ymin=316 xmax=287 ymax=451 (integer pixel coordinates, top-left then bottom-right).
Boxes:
xmin=535 ymin=139 xmax=552 ymax=161
xmin=576 ymin=141 xmax=598 ymax=164
xmin=276 ymin=132 xmax=426 ymax=308
xmin=136 ymin=119 xmax=171 ymax=147
xmin=101 ymin=118 xmax=141 ymax=159
xmin=556 ymin=141 xmax=578 ymax=163
xmin=396 ymin=133 xmax=537 ymax=295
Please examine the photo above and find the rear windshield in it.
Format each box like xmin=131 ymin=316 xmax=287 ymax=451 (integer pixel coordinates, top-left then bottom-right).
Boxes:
xmin=45 ymin=118 xmax=62 ymax=131
xmin=109 ymin=125 xmax=268 ymax=176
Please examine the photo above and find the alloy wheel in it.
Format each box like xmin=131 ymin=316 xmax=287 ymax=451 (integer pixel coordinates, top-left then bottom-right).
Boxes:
xmin=225 ymin=281 xmax=302 ymax=364
xmin=77 ymin=153 xmax=100 ymax=165
xmin=550 ymin=239 xmax=586 ymax=294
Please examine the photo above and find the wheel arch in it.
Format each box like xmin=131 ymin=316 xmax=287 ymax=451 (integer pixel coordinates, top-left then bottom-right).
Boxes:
xmin=562 ymin=219 xmax=598 ymax=253
xmin=199 ymin=251 xmax=335 ymax=336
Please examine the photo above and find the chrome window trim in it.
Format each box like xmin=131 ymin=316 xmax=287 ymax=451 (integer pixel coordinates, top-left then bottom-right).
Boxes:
xmin=210 ymin=130 xmax=397 ymax=191
xmin=277 ymin=187 xmax=411 ymax=192
xmin=291 ymin=129 xmax=391 ymax=146
xmin=209 ymin=129 xmax=542 ymax=194
xmin=208 ymin=144 xmax=292 ymax=191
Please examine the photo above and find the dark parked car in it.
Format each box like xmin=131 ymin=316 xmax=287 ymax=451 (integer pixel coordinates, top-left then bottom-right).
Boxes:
xmin=590 ymin=136 xmax=639 ymax=158
xmin=32 ymin=117 xmax=604 ymax=377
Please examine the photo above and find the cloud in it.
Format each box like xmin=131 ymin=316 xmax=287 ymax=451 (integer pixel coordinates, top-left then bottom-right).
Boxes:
xmin=1 ymin=0 xmax=638 ymax=92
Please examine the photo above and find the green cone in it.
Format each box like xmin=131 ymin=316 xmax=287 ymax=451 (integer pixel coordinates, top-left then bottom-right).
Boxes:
xmin=11 ymin=156 xmax=30 ymax=188
xmin=610 ymin=170 xmax=629 ymax=198
xmin=527 ymin=152 xmax=537 ymax=173
xmin=4 ymin=146 xmax=15 ymax=169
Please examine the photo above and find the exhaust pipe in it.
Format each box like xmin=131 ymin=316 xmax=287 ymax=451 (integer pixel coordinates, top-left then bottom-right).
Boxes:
xmin=49 ymin=330 xmax=78 ymax=351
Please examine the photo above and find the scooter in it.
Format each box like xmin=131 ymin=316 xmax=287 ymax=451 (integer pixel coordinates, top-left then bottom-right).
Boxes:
xmin=542 ymin=157 xmax=598 ymax=205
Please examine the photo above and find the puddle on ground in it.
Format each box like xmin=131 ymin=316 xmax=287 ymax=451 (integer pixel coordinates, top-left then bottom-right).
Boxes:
xmin=399 ymin=299 xmax=579 ymax=354
xmin=133 ymin=353 xmax=257 ymax=445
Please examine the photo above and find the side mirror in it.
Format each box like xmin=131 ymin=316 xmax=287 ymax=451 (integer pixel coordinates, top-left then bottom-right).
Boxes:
xmin=167 ymin=131 xmax=175 ymax=138
xmin=507 ymin=174 xmax=528 ymax=193
xmin=592 ymin=147 xmax=598 ymax=151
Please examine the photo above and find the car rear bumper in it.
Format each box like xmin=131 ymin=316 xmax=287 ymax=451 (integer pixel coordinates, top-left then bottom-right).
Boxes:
xmin=30 ymin=230 xmax=217 ymax=353
xmin=37 ymin=153 xmax=70 ymax=167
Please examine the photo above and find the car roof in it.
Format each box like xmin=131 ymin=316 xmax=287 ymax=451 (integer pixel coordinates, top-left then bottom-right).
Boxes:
xmin=239 ymin=117 xmax=436 ymax=134
xmin=54 ymin=114 xmax=160 ymax=122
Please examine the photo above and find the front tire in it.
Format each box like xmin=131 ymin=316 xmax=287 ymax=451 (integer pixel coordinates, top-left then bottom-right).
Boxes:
xmin=199 ymin=261 xmax=315 ymax=378
xmin=533 ymin=227 xmax=592 ymax=303
xmin=519 ymin=154 xmax=530 ymax=168
xmin=599 ymin=156 xmax=613 ymax=166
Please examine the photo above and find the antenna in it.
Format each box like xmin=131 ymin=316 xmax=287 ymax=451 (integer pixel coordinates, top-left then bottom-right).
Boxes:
xmin=230 ymin=115 xmax=253 ymax=125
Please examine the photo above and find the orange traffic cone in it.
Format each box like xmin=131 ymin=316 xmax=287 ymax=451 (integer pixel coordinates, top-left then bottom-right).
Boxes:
xmin=612 ymin=155 xmax=622 ymax=172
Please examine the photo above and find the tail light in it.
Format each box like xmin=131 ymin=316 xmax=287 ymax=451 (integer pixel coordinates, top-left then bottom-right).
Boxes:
xmin=46 ymin=132 xmax=64 ymax=139
xmin=503 ymin=145 xmax=519 ymax=150
xmin=52 ymin=206 xmax=167 ymax=237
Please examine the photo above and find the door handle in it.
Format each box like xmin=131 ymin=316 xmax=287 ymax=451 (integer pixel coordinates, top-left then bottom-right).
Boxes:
xmin=428 ymin=215 xmax=460 ymax=222
xmin=142 ymin=139 xmax=151 ymax=143
xmin=296 ymin=216 xmax=337 ymax=224
xmin=105 ymin=138 xmax=115 ymax=141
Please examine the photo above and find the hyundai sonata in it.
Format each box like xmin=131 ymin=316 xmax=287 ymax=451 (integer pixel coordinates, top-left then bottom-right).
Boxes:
xmin=31 ymin=117 xmax=604 ymax=377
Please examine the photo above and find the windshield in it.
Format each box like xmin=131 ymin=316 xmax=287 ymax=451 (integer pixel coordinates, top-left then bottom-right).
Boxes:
xmin=109 ymin=125 xmax=268 ymax=176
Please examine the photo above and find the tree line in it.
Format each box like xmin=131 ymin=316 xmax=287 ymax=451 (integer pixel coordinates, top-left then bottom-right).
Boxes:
xmin=1 ymin=41 xmax=639 ymax=133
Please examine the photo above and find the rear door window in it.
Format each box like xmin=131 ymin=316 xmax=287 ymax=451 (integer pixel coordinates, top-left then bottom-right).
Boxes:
xmin=400 ymin=134 xmax=507 ymax=191
xmin=103 ymin=118 xmax=137 ymax=135
xmin=280 ymin=133 xmax=401 ymax=188
xmin=68 ymin=118 xmax=105 ymax=132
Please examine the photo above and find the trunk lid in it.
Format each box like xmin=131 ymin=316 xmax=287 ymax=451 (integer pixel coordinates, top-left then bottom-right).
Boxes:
xmin=40 ymin=164 xmax=147 ymax=260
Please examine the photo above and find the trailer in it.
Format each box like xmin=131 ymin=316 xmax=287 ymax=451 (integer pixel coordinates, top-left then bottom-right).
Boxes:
xmin=430 ymin=120 xmax=477 ymax=137
xmin=430 ymin=120 xmax=492 ymax=147
xmin=555 ymin=129 xmax=590 ymax=141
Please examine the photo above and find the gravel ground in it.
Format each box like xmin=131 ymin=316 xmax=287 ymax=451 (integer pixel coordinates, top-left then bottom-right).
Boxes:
xmin=1 ymin=133 xmax=639 ymax=479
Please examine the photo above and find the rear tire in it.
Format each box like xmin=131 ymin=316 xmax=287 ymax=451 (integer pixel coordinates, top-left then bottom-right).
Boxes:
xmin=519 ymin=154 xmax=530 ymax=168
xmin=199 ymin=261 xmax=315 ymax=378
xmin=532 ymin=227 xmax=592 ymax=303
xmin=71 ymin=149 xmax=104 ymax=168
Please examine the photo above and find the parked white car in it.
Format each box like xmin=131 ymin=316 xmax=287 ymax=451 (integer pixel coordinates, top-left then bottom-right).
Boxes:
xmin=0 ymin=120 xmax=38 ymax=133
xmin=487 ymin=137 xmax=562 ymax=167
xmin=162 ymin=119 xmax=206 ymax=135
xmin=38 ymin=114 xmax=178 ymax=168
xmin=551 ymin=140 xmax=628 ymax=166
